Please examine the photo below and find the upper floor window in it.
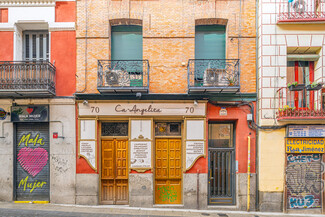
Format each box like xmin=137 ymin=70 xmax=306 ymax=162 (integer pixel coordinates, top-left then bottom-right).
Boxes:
xmin=195 ymin=25 xmax=225 ymax=59
xmin=24 ymin=31 xmax=49 ymax=61
xmin=111 ymin=25 xmax=142 ymax=60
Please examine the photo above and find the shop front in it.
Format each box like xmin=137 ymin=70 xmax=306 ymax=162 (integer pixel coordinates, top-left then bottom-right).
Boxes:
xmin=76 ymin=101 xmax=208 ymax=208
xmin=285 ymin=125 xmax=325 ymax=212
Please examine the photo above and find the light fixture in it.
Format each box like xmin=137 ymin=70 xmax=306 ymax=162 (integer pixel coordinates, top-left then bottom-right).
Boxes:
xmin=194 ymin=100 xmax=198 ymax=106
xmin=83 ymin=100 xmax=88 ymax=105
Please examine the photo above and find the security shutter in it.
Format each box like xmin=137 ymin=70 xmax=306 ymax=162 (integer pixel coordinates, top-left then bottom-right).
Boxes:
xmin=15 ymin=123 xmax=49 ymax=201
xmin=286 ymin=154 xmax=322 ymax=209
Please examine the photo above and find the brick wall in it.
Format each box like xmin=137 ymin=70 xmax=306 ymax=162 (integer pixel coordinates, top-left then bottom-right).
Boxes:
xmin=76 ymin=0 xmax=256 ymax=94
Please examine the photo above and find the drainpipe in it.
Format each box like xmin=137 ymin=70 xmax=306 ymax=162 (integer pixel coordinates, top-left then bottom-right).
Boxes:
xmin=197 ymin=169 xmax=200 ymax=210
xmin=247 ymin=135 xmax=251 ymax=211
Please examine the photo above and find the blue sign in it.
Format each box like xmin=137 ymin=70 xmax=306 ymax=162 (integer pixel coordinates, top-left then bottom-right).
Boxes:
xmin=288 ymin=125 xmax=325 ymax=138
xmin=0 ymin=108 xmax=7 ymax=120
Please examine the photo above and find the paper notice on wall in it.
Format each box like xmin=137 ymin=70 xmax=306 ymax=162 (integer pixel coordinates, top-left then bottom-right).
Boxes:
xmin=79 ymin=141 xmax=96 ymax=169
xmin=130 ymin=141 xmax=151 ymax=168
xmin=186 ymin=141 xmax=204 ymax=170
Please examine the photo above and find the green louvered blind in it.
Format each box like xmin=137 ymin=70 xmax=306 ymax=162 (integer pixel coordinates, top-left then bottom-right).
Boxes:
xmin=111 ymin=25 xmax=143 ymax=60
xmin=195 ymin=25 xmax=226 ymax=59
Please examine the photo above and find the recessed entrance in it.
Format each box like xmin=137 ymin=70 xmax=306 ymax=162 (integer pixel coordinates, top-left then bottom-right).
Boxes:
xmin=155 ymin=138 xmax=182 ymax=204
xmin=101 ymin=139 xmax=128 ymax=204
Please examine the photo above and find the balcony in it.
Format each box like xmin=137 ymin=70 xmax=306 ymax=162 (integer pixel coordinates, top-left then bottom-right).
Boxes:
xmin=0 ymin=61 xmax=56 ymax=97
xmin=276 ymin=86 xmax=325 ymax=121
xmin=187 ymin=59 xmax=240 ymax=93
xmin=97 ymin=60 xmax=149 ymax=93
xmin=278 ymin=0 xmax=325 ymax=23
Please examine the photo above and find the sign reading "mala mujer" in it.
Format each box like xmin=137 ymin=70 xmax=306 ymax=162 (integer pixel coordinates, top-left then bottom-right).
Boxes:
xmin=78 ymin=102 xmax=206 ymax=116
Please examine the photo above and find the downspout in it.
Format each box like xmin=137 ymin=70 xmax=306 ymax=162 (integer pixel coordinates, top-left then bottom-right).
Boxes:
xmin=247 ymin=135 xmax=251 ymax=211
xmin=255 ymin=0 xmax=260 ymax=211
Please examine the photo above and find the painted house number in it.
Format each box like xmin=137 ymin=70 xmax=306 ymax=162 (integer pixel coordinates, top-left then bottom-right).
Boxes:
xmin=185 ymin=107 xmax=195 ymax=113
xmin=91 ymin=107 xmax=100 ymax=113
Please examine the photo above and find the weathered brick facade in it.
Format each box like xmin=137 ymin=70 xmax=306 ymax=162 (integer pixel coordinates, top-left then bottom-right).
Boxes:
xmin=76 ymin=0 xmax=256 ymax=94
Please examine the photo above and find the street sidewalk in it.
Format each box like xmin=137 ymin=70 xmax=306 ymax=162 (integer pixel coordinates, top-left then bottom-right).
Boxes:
xmin=0 ymin=202 xmax=325 ymax=217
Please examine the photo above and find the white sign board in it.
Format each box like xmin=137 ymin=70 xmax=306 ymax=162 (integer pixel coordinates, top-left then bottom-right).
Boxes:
xmin=186 ymin=120 xmax=205 ymax=140
xmin=79 ymin=102 xmax=206 ymax=116
xmin=288 ymin=125 xmax=325 ymax=138
xmin=80 ymin=120 xmax=96 ymax=140
xmin=130 ymin=141 xmax=151 ymax=168
xmin=79 ymin=141 xmax=96 ymax=169
xmin=186 ymin=141 xmax=204 ymax=170
xmin=131 ymin=120 xmax=152 ymax=140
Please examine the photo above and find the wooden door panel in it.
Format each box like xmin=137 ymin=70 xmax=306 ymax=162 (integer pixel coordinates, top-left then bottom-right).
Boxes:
xmin=155 ymin=138 xmax=182 ymax=204
xmin=101 ymin=139 xmax=128 ymax=205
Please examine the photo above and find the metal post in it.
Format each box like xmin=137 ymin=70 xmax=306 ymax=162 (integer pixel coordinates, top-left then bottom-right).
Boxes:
xmin=197 ymin=169 xmax=200 ymax=210
xmin=247 ymin=136 xmax=251 ymax=211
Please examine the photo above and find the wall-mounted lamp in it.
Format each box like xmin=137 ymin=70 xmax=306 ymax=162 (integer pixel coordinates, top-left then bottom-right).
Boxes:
xmin=83 ymin=100 xmax=88 ymax=105
xmin=194 ymin=100 xmax=198 ymax=106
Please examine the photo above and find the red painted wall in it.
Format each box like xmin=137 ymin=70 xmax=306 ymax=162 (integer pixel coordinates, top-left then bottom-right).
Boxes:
xmin=0 ymin=32 xmax=13 ymax=61
xmin=55 ymin=1 xmax=75 ymax=22
xmin=206 ymin=102 xmax=257 ymax=174
xmin=51 ymin=31 xmax=76 ymax=96
xmin=0 ymin=9 xmax=8 ymax=23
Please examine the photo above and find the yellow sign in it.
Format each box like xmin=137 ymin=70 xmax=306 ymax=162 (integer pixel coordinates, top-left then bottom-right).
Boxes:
xmin=286 ymin=138 xmax=325 ymax=153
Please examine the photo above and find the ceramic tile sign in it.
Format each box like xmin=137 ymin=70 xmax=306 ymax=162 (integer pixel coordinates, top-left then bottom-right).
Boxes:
xmin=79 ymin=120 xmax=97 ymax=170
xmin=130 ymin=141 xmax=151 ymax=168
xmin=79 ymin=141 xmax=96 ymax=169
xmin=286 ymin=138 xmax=325 ymax=153
xmin=186 ymin=141 xmax=204 ymax=170
xmin=288 ymin=125 xmax=325 ymax=138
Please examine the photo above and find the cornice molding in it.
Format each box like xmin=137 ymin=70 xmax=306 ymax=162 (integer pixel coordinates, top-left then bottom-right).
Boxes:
xmin=0 ymin=0 xmax=56 ymax=7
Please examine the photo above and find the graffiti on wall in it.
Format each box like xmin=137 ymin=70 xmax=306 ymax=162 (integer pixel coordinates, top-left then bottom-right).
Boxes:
xmin=157 ymin=186 xmax=177 ymax=202
xmin=17 ymin=133 xmax=48 ymax=194
xmin=286 ymin=154 xmax=324 ymax=209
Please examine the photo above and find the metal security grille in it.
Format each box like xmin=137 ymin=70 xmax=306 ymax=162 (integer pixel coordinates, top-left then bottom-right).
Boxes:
xmin=208 ymin=149 xmax=235 ymax=204
xmin=24 ymin=31 xmax=49 ymax=61
xmin=15 ymin=123 xmax=49 ymax=201
xmin=286 ymin=154 xmax=322 ymax=209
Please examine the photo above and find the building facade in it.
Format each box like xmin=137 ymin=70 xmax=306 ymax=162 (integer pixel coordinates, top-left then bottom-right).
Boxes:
xmin=258 ymin=0 xmax=325 ymax=213
xmin=0 ymin=0 xmax=76 ymax=203
xmin=75 ymin=0 xmax=257 ymax=210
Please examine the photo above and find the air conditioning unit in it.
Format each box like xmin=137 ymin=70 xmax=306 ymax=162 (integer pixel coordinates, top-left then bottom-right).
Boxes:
xmin=105 ymin=69 xmax=130 ymax=86
xmin=203 ymin=68 xmax=218 ymax=86
xmin=292 ymin=0 xmax=306 ymax=13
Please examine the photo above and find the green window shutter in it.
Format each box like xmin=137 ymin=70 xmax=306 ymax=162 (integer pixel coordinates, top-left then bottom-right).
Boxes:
xmin=195 ymin=25 xmax=226 ymax=59
xmin=111 ymin=25 xmax=143 ymax=60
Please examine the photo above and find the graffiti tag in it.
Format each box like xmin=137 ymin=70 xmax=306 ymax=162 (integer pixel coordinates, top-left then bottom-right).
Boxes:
xmin=18 ymin=133 xmax=45 ymax=146
xmin=289 ymin=195 xmax=320 ymax=209
xmin=158 ymin=186 xmax=177 ymax=202
xmin=18 ymin=176 xmax=47 ymax=193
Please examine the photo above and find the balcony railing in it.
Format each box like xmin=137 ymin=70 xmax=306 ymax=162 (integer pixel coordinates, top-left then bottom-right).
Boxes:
xmin=0 ymin=61 xmax=56 ymax=97
xmin=97 ymin=60 xmax=149 ymax=93
xmin=276 ymin=86 xmax=325 ymax=120
xmin=278 ymin=0 xmax=325 ymax=23
xmin=187 ymin=59 xmax=240 ymax=93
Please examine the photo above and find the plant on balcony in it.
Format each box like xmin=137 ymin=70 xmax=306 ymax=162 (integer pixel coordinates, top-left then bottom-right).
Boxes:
xmin=287 ymin=82 xmax=305 ymax=91
xmin=278 ymin=105 xmax=296 ymax=116
xmin=306 ymin=81 xmax=323 ymax=91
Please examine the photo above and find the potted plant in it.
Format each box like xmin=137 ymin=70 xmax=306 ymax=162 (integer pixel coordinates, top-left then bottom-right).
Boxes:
xmin=306 ymin=81 xmax=323 ymax=91
xmin=287 ymin=82 xmax=305 ymax=91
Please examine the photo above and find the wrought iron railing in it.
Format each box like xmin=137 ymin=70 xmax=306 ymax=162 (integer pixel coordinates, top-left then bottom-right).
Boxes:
xmin=0 ymin=61 xmax=56 ymax=95
xmin=278 ymin=0 xmax=325 ymax=22
xmin=97 ymin=60 xmax=149 ymax=92
xmin=276 ymin=86 xmax=325 ymax=120
xmin=187 ymin=59 xmax=240 ymax=91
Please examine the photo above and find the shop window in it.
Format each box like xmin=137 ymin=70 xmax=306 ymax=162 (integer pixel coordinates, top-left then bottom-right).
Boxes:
xmin=23 ymin=31 xmax=49 ymax=61
xmin=101 ymin=122 xmax=128 ymax=137
xmin=155 ymin=122 xmax=181 ymax=136
xmin=287 ymin=61 xmax=314 ymax=109
xmin=208 ymin=123 xmax=233 ymax=148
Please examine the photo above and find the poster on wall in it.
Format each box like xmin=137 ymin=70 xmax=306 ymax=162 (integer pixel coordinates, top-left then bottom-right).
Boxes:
xmin=130 ymin=141 xmax=151 ymax=168
xmin=15 ymin=123 xmax=50 ymax=201
xmin=286 ymin=154 xmax=322 ymax=209
xmin=186 ymin=141 xmax=204 ymax=170
xmin=79 ymin=141 xmax=96 ymax=170
xmin=11 ymin=105 xmax=49 ymax=122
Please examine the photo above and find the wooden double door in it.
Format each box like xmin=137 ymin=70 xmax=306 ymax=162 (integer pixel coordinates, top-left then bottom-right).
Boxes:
xmin=101 ymin=139 xmax=128 ymax=204
xmin=155 ymin=138 xmax=182 ymax=204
